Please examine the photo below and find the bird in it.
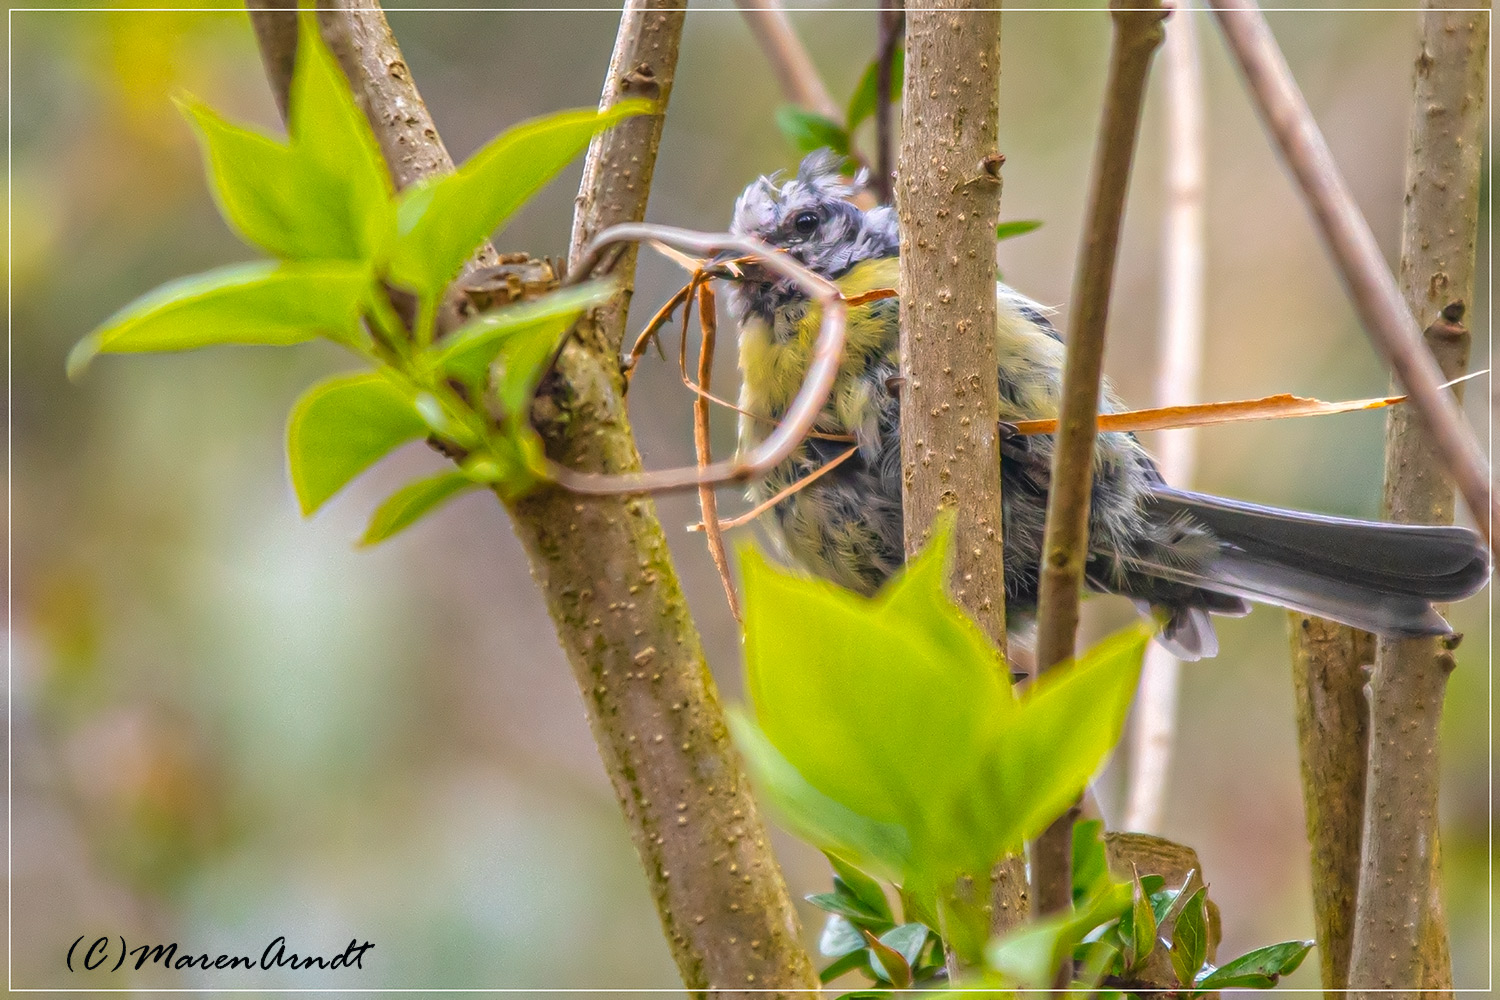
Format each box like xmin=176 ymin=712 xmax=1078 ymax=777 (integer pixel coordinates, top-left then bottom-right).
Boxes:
xmin=717 ymin=150 xmax=1490 ymax=660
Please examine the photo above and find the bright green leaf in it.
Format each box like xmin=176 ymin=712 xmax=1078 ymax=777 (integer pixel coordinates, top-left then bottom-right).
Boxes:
xmin=1072 ymin=819 xmax=1110 ymax=904
xmin=846 ymin=46 xmax=904 ymax=131
xmin=1129 ymin=868 xmax=1159 ymax=973
xmin=1170 ymin=886 xmax=1209 ymax=987
xmin=435 ymin=279 xmax=617 ymax=397
xmin=986 ymin=882 xmax=1132 ymax=988
xmin=775 ymin=105 xmax=850 ymax=156
xmin=995 ymin=219 xmax=1044 ymax=242
xmin=728 ymin=711 xmax=913 ymax=884
xmin=828 ymin=854 xmax=894 ymax=925
xmin=361 ymin=469 xmax=478 ymax=545
xmin=69 ymin=261 xmax=370 ymax=377
xmin=390 ymin=102 xmax=652 ymax=297
xmin=864 ymin=930 xmax=912 ymax=988
xmin=878 ymin=923 xmax=929 ymax=972
xmin=1197 ymin=940 xmax=1314 ymax=990
xmin=818 ymin=947 xmax=870 ymax=984
xmin=286 ymin=372 xmax=426 ymax=516
xmin=807 ymin=891 xmax=886 ymax=926
xmin=287 ymin=13 xmax=394 ymax=261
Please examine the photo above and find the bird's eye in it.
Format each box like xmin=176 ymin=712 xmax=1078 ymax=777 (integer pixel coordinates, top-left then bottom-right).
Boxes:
xmin=793 ymin=211 xmax=820 ymax=236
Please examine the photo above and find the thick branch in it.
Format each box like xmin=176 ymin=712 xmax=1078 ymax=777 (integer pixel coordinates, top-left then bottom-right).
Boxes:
xmin=1213 ymin=0 xmax=1494 ymax=550
xmin=1124 ymin=0 xmax=1206 ymax=837
xmin=250 ymin=3 xmax=817 ymax=992
xmin=733 ymin=0 xmax=841 ymax=121
xmin=1030 ymin=0 xmax=1167 ymax=919
xmin=896 ymin=4 xmax=1024 ymax=959
xmin=1350 ymin=9 xmax=1486 ymax=994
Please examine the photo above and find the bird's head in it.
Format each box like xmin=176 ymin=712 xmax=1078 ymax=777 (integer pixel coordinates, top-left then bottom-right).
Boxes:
xmin=721 ymin=150 xmax=897 ymax=327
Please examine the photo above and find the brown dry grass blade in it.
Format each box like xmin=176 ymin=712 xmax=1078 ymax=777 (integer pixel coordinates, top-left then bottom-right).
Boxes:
xmin=1010 ymin=370 xmax=1486 ymax=436
xmin=692 ymin=282 xmax=741 ymax=622
xmin=689 ymin=444 xmax=860 ymax=533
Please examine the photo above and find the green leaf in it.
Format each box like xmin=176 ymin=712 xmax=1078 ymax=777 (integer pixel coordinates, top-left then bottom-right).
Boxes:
xmin=818 ymin=947 xmax=870 ymax=984
xmin=976 ymin=623 xmax=1150 ymax=849
xmin=806 ymin=891 xmax=886 ymax=926
xmin=1197 ymin=940 xmax=1314 ymax=990
xmin=390 ymin=102 xmax=652 ymax=298
xmin=819 ymin=914 xmax=867 ymax=959
xmin=361 ymin=469 xmax=478 ymax=545
xmin=828 ymin=854 xmax=894 ymax=925
xmin=986 ymin=882 xmax=1132 ymax=989
xmin=286 ymin=372 xmax=426 ymax=516
xmin=1128 ymin=868 xmax=1158 ymax=972
xmin=995 ymin=219 xmax=1044 ymax=242
xmin=69 ymin=261 xmax=370 ymax=377
xmin=435 ymin=279 xmax=617 ymax=398
xmin=775 ymin=105 xmax=850 ymax=156
xmin=286 ymin=13 xmax=394 ymax=262
xmin=728 ymin=711 xmax=913 ymax=884
xmin=1170 ymin=886 xmax=1209 ymax=988
xmin=864 ymin=929 xmax=912 ymax=988
xmin=846 ymin=46 xmax=904 ymax=131
xmin=878 ymin=923 xmax=929 ymax=972
xmin=1154 ymin=870 xmax=1198 ymax=929
xmin=1072 ymin=818 xmax=1110 ymax=904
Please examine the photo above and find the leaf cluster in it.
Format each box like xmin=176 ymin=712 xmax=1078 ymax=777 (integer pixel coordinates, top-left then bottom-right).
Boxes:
xmin=71 ymin=15 xmax=650 ymax=542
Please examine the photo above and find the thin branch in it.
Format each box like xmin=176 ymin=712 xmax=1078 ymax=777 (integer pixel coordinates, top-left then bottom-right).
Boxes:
xmin=1030 ymin=0 xmax=1168 ymax=921
xmin=873 ymin=7 xmax=904 ymax=203
xmin=248 ymin=2 xmax=818 ymax=991
xmin=1123 ymin=0 xmax=1205 ymax=838
xmin=733 ymin=0 xmax=842 ymax=121
xmin=245 ymin=1 xmax=297 ymax=121
xmin=897 ymin=1 xmax=1022 ymax=967
xmin=554 ymin=224 xmax=847 ymax=497
xmin=1350 ymin=8 xmax=1487 ymax=991
xmin=692 ymin=283 xmax=740 ymax=621
xmin=1214 ymin=0 xmax=1496 ymax=551
xmin=690 ymin=444 xmax=861 ymax=533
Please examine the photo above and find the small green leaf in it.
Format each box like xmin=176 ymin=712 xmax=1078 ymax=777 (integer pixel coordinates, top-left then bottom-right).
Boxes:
xmin=828 ymin=854 xmax=894 ymax=924
xmin=995 ymin=219 xmax=1044 ymax=242
xmin=390 ymin=102 xmax=652 ymax=297
xmin=775 ymin=105 xmax=850 ymax=156
xmin=69 ymin=261 xmax=370 ymax=377
xmin=1154 ymin=870 xmax=1197 ymax=928
xmin=287 ymin=13 xmax=394 ymax=261
xmin=819 ymin=914 xmax=867 ymax=959
xmin=287 ymin=371 xmax=426 ymax=516
xmin=806 ymin=891 xmax=886 ymax=926
xmin=1197 ymin=940 xmax=1314 ymax=990
xmin=1076 ymin=939 xmax=1122 ymax=990
xmin=435 ymin=279 xmax=617 ymax=397
xmin=986 ymin=882 xmax=1132 ymax=988
xmin=1129 ymin=867 xmax=1158 ymax=972
xmin=361 ymin=469 xmax=478 ymax=545
xmin=863 ymin=929 xmax=912 ymax=988
xmin=846 ymin=46 xmax=904 ymax=131
xmin=878 ymin=923 xmax=929 ymax=971
xmin=1170 ymin=886 xmax=1209 ymax=988
xmin=818 ymin=947 xmax=870 ymax=984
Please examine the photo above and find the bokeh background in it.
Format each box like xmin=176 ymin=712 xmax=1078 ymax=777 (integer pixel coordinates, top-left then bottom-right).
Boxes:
xmin=9 ymin=1 xmax=1492 ymax=992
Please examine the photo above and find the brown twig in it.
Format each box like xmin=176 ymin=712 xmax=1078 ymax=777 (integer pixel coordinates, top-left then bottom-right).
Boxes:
xmin=624 ymin=280 xmax=691 ymax=379
xmin=1029 ymin=0 xmax=1168 ymax=924
xmin=873 ymin=7 xmax=904 ymax=203
xmin=692 ymin=283 xmax=741 ymax=622
xmin=554 ymin=223 xmax=847 ymax=497
xmin=1214 ymin=0 xmax=1495 ymax=552
xmin=689 ymin=444 xmax=861 ymax=534
xmin=1124 ymin=0 xmax=1205 ymax=837
xmin=1347 ymin=7 xmax=1487 ymax=992
xmin=733 ymin=0 xmax=842 ymax=122
xmin=896 ymin=0 xmax=1019 ymax=969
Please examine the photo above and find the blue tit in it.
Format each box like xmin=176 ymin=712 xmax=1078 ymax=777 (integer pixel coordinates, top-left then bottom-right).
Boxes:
xmin=720 ymin=150 xmax=1490 ymax=660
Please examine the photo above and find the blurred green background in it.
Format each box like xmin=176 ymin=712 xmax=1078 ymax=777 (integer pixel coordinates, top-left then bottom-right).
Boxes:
xmin=9 ymin=2 xmax=1492 ymax=992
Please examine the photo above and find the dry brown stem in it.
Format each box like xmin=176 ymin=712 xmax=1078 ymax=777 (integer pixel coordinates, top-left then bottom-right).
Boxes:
xmin=733 ymin=0 xmax=841 ymax=122
xmin=1030 ymin=0 xmax=1167 ymax=921
xmin=692 ymin=284 xmax=740 ymax=622
xmin=1214 ymin=0 xmax=1495 ymax=551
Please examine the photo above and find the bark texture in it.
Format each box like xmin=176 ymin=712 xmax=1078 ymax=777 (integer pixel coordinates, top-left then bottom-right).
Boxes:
xmin=1029 ymin=0 xmax=1167 ymax=919
xmin=1350 ymin=10 xmax=1484 ymax=993
xmin=895 ymin=3 xmax=1026 ymax=953
xmin=1288 ymin=614 xmax=1373 ymax=992
xmin=249 ymin=3 xmax=818 ymax=993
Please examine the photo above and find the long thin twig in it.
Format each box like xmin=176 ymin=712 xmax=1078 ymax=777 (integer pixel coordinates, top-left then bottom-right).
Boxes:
xmin=1348 ymin=6 xmax=1487 ymax=992
xmin=690 ymin=444 xmax=861 ymax=533
xmin=692 ymin=283 xmax=741 ymax=621
xmin=1214 ymin=0 xmax=1495 ymax=551
xmin=733 ymin=0 xmax=842 ymax=121
xmin=1030 ymin=0 xmax=1168 ymax=921
xmin=554 ymin=224 xmax=847 ymax=497
xmin=873 ymin=7 xmax=904 ymax=203
xmin=1123 ymin=0 xmax=1205 ymax=838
